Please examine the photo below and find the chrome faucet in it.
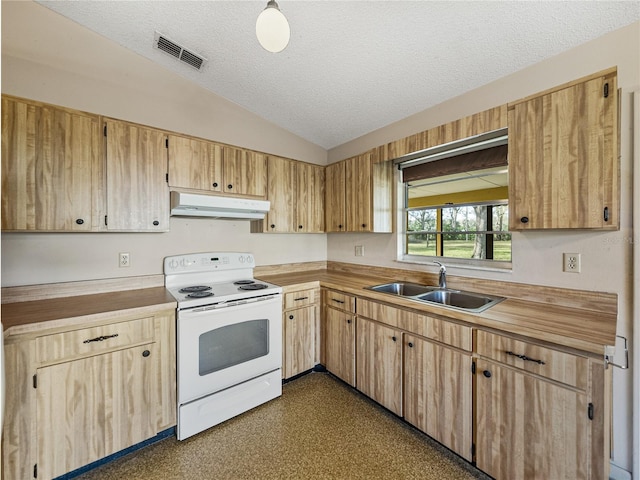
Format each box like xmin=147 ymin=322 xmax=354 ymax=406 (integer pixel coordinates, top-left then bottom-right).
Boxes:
xmin=433 ymin=261 xmax=447 ymax=289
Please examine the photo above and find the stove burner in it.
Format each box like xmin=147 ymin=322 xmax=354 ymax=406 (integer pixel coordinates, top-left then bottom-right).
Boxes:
xmin=238 ymin=283 xmax=268 ymax=291
xmin=233 ymin=280 xmax=255 ymax=285
xmin=179 ymin=285 xmax=212 ymax=293
xmin=186 ymin=291 xmax=214 ymax=298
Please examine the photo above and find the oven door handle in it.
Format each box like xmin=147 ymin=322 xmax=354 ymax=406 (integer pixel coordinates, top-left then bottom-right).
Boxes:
xmin=180 ymin=294 xmax=282 ymax=316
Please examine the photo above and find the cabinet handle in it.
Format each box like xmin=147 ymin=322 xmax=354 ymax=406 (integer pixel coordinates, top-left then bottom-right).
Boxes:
xmin=289 ymin=315 xmax=294 ymax=320
xmin=506 ymin=350 xmax=545 ymax=365
xmin=212 ymin=182 xmax=218 ymax=187
xmin=227 ymin=184 xmax=233 ymax=189
xmin=153 ymin=220 xmax=160 ymax=226
xmin=75 ymin=218 xmax=84 ymax=225
xmin=332 ymin=299 xmax=345 ymax=304
xmin=604 ymin=207 xmax=609 ymax=222
xmin=346 ymin=319 xmax=352 ymax=324
xmin=391 ymin=336 xmax=397 ymax=342
xmin=83 ymin=333 xmax=119 ymax=344
xmin=520 ymin=216 xmax=529 ymax=224
xmin=142 ymin=350 xmax=150 ymax=357
xmin=483 ymin=370 xmax=492 ymax=378
xmin=294 ymin=297 xmax=309 ymax=301
xmin=408 ymin=342 xmax=414 ymax=348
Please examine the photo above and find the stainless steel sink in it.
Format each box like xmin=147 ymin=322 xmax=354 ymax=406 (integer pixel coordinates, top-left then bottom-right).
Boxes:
xmin=367 ymin=282 xmax=433 ymax=296
xmin=366 ymin=282 xmax=504 ymax=313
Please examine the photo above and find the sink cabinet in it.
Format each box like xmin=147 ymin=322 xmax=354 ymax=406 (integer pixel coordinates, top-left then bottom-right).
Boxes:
xmin=2 ymin=308 xmax=176 ymax=480
xmin=508 ymin=67 xmax=618 ymax=230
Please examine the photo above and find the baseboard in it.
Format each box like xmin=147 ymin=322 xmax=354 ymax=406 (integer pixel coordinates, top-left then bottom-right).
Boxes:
xmin=610 ymin=462 xmax=632 ymax=480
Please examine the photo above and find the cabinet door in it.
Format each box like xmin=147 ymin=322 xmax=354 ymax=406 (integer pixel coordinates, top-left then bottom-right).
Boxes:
xmin=325 ymin=161 xmax=346 ymax=232
xmin=346 ymin=152 xmax=372 ymax=232
xmin=296 ymin=162 xmax=325 ymax=232
xmin=105 ymin=119 xmax=169 ymax=230
xmin=167 ymin=134 xmax=222 ymax=192
xmin=265 ymin=156 xmax=295 ymax=232
xmin=284 ymin=305 xmax=316 ymax=378
xmin=356 ymin=317 xmax=402 ymax=415
xmin=37 ymin=344 xmax=156 ymax=479
xmin=509 ymin=71 xmax=618 ymax=230
xmin=1 ymin=96 xmax=102 ymax=231
xmin=324 ymin=306 xmax=355 ymax=386
xmin=222 ymin=146 xmax=267 ymax=198
xmin=404 ymin=335 xmax=472 ymax=460
xmin=475 ymin=359 xmax=590 ymax=479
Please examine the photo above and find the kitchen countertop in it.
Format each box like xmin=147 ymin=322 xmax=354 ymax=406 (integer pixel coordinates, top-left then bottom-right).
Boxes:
xmin=2 ymin=287 xmax=177 ymax=337
xmin=257 ymin=269 xmax=617 ymax=356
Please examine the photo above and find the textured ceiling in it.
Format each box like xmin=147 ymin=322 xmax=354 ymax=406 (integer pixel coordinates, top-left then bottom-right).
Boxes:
xmin=36 ymin=1 xmax=640 ymax=149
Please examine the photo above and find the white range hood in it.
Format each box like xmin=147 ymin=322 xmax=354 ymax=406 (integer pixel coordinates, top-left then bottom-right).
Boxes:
xmin=170 ymin=192 xmax=270 ymax=220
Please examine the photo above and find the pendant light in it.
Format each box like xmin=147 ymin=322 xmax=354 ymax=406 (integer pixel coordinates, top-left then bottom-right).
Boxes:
xmin=256 ymin=0 xmax=290 ymax=53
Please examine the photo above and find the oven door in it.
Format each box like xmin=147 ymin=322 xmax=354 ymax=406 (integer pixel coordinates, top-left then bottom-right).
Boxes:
xmin=177 ymin=294 xmax=282 ymax=404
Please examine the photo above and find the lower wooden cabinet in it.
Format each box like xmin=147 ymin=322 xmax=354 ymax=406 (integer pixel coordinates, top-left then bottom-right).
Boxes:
xmin=404 ymin=334 xmax=473 ymax=461
xmin=475 ymin=358 xmax=591 ymax=479
xmin=283 ymin=287 xmax=319 ymax=379
xmin=2 ymin=308 xmax=176 ymax=480
xmin=323 ymin=302 xmax=356 ymax=387
xmin=356 ymin=317 xmax=402 ymax=415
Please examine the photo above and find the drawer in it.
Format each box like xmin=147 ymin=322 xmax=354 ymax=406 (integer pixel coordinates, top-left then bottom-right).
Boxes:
xmin=476 ymin=330 xmax=588 ymax=389
xmin=284 ymin=288 xmax=318 ymax=310
xmin=358 ymin=299 xmax=471 ymax=351
xmin=36 ymin=317 xmax=155 ymax=365
xmin=323 ymin=289 xmax=356 ymax=313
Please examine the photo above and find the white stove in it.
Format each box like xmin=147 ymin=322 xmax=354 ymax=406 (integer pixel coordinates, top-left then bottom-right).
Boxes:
xmin=164 ymin=252 xmax=283 ymax=440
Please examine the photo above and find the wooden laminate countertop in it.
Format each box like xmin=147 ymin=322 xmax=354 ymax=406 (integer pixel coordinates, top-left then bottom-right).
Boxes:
xmin=257 ymin=269 xmax=617 ymax=357
xmin=2 ymin=287 xmax=177 ymax=337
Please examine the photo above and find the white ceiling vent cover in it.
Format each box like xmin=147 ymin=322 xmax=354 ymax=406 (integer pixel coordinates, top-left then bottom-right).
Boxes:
xmin=153 ymin=31 xmax=206 ymax=70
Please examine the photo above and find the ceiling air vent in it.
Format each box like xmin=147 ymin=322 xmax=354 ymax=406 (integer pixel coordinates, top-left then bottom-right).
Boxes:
xmin=154 ymin=31 xmax=206 ymax=71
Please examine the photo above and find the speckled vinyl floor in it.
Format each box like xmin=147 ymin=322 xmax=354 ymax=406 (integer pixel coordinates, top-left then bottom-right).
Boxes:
xmin=75 ymin=372 xmax=489 ymax=480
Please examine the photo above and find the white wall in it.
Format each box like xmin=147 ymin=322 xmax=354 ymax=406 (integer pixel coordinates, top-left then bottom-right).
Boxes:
xmin=327 ymin=21 xmax=639 ymax=476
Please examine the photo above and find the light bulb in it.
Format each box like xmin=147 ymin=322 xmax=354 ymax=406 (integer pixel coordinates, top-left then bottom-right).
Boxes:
xmin=256 ymin=1 xmax=290 ymax=53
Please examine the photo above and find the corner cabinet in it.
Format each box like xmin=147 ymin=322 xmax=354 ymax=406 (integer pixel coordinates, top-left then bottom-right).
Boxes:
xmin=508 ymin=67 xmax=619 ymax=230
xmin=325 ymin=147 xmax=393 ymax=233
xmin=1 ymin=95 xmax=104 ymax=231
xmin=2 ymin=308 xmax=176 ymax=480
xmin=104 ymin=119 xmax=169 ymax=231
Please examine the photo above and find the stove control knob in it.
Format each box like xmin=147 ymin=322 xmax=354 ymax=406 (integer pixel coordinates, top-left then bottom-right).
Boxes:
xmin=239 ymin=256 xmax=245 ymax=263
xmin=246 ymin=255 xmax=253 ymax=264
xmin=168 ymin=259 xmax=179 ymax=270
xmin=180 ymin=259 xmax=188 ymax=267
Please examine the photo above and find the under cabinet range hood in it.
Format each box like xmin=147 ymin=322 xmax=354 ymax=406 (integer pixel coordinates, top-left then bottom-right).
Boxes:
xmin=170 ymin=192 xmax=270 ymax=220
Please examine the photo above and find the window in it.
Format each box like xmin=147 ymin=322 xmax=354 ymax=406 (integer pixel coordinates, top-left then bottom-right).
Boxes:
xmin=398 ymin=131 xmax=511 ymax=265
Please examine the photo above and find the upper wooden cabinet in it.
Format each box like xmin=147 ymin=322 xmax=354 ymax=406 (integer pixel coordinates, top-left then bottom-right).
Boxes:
xmin=104 ymin=119 xmax=169 ymax=231
xmin=1 ymin=95 xmax=104 ymax=231
xmin=167 ymin=134 xmax=267 ymax=199
xmin=508 ymin=68 xmax=619 ymax=230
xmin=326 ymin=148 xmax=393 ymax=233
xmin=251 ymin=156 xmax=325 ymax=233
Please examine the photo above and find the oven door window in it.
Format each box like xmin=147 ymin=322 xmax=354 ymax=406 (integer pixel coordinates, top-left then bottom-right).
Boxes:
xmin=198 ymin=319 xmax=269 ymax=376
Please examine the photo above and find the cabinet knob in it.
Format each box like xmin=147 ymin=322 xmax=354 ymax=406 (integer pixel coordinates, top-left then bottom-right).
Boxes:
xmin=298 ymin=225 xmax=303 ymax=229
xmin=75 ymin=218 xmax=84 ymax=225
xmin=483 ymin=370 xmax=492 ymax=378
xmin=212 ymin=182 xmax=218 ymax=187
xmin=142 ymin=350 xmax=150 ymax=357
xmin=227 ymin=184 xmax=233 ymax=190
xmin=289 ymin=315 xmax=294 ymax=320
xmin=153 ymin=220 xmax=160 ymax=226
xmin=520 ymin=216 xmax=529 ymax=224
xmin=347 ymin=319 xmax=352 ymax=324
xmin=362 ymin=224 xmax=366 ymax=228
xmin=338 ymin=224 xmax=343 ymax=229
xmin=392 ymin=336 xmax=397 ymax=342
xmin=408 ymin=342 xmax=414 ymax=348
xmin=270 ymin=224 xmax=276 ymax=229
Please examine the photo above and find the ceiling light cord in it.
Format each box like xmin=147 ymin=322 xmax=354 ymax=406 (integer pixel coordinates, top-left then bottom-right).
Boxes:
xmin=256 ymin=0 xmax=290 ymax=53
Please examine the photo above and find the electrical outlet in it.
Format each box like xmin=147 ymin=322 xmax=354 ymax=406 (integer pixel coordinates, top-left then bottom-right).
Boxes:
xmin=354 ymin=245 xmax=364 ymax=257
xmin=119 ymin=252 xmax=130 ymax=268
xmin=563 ymin=253 xmax=581 ymax=273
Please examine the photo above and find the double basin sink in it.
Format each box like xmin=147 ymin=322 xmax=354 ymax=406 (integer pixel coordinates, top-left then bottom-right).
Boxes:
xmin=366 ymin=282 xmax=504 ymax=313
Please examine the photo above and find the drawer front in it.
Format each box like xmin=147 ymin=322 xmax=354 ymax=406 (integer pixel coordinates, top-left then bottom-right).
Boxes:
xmin=284 ymin=288 xmax=318 ymax=310
xmin=36 ymin=317 xmax=155 ymax=365
xmin=323 ymin=289 xmax=355 ymax=313
xmin=358 ymin=299 xmax=471 ymax=351
xmin=476 ymin=330 xmax=588 ymax=389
